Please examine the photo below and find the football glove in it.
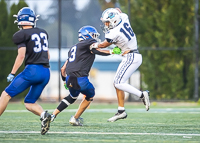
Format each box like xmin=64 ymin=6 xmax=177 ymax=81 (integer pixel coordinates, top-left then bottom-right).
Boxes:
xmin=7 ymin=73 xmax=15 ymax=82
xmin=90 ymin=42 xmax=98 ymax=50
xmin=64 ymin=82 xmax=68 ymax=90
xmin=110 ymin=46 xmax=122 ymax=55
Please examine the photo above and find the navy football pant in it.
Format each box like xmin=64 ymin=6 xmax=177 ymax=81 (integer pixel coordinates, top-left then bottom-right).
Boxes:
xmin=66 ymin=76 xmax=95 ymax=99
xmin=5 ymin=64 xmax=50 ymax=103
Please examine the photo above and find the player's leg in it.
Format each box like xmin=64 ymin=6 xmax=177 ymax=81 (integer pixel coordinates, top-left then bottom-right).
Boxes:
xmin=51 ymin=74 xmax=80 ymax=121
xmin=107 ymin=55 xmax=134 ymax=122
xmin=69 ymin=97 xmax=92 ymax=126
xmin=23 ymin=65 xmax=51 ymax=135
xmin=107 ymin=88 xmax=127 ymax=122
xmin=75 ymin=77 xmax=95 ymax=118
xmin=51 ymin=92 xmax=78 ymax=122
xmin=0 ymin=72 xmax=31 ymax=116
xmin=114 ymin=53 xmax=142 ymax=95
xmin=51 ymin=76 xmax=80 ymax=122
xmin=116 ymin=88 xmax=125 ymax=107
xmin=25 ymin=85 xmax=51 ymax=135
xmin=69 ymin=77 xmax=95 ymax=126
xmin=0 ymin=91 xmax=11 ymax=116
xmin=115 ymin=53 xmax=150 ymax=110
xmin=23 ymin=65 xmax=50 ymax=115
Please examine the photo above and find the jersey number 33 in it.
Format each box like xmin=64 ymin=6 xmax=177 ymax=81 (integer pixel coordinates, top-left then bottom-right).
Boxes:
xmin=32 ymin=33 xmax=48 ymax=52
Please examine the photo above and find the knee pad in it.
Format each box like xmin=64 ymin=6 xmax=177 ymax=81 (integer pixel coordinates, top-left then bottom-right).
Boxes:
xmin=57 ymin=94 xmax=77 ymax=112
xmin=85 ymin=96 xmax=93 ymax=101
xmin=63 ymin=94 xmax=77 ymax=105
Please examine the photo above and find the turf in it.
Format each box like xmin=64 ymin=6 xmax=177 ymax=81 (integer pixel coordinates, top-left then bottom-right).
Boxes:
xmin=0 ymin=102 xmax=200 ymax=143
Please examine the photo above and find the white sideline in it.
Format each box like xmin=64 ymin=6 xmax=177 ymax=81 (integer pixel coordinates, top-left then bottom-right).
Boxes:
xmin=0 ymin=131 xmax=199 ymax=137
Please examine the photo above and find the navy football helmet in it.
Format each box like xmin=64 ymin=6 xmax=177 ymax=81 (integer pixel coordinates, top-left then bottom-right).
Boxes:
xmin=78 ymin=26 xmax=100 ymax=42
xmin=13 ymin=7 xmax=39 ymax=28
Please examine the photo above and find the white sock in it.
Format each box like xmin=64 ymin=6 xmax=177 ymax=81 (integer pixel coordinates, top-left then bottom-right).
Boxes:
xmin=118 ymin=106 xmax=125 ymax=111
xmin=40 ymin=111 xmax=45 ymax=118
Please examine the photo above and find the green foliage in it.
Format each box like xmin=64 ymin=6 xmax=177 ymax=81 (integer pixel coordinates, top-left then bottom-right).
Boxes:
xmin=118 ymin=0 xmax=197 ymax=100
xmin=0 ymin=0 xmax=28 ymax=99
xmin=0 ymin=0 xmax=8 ymax=45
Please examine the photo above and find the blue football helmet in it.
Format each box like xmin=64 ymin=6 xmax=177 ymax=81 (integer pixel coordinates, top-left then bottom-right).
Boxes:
xmin=78 ymin=26 xmax=100 ymax=42
xmin=13 ymin=7 xmax=39 ymax=28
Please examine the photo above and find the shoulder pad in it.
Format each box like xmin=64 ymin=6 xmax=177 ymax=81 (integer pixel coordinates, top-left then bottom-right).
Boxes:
xmin=83 ymin=39 xmax=97 ymax=47
xmin=88 ymin=38 xmax=97 ymax=44
xmin=39 ymin=28 xmax=49 ymax=39
xmin=12 ymin=30 xmax=25 ymax=45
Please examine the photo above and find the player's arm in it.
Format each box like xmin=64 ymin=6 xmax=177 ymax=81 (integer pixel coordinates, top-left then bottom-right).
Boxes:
xmin=91 ymin=47 xmax=121 ymax=55
xmin=61 ymin=60 xmax=68 ymax=89
xmin=98 ymin=39 xmax=112 ymax=48
xmin=91 ymin=48 xmax=110 ymax=56
xmin=11 ymin=47 xmax=26 ymax=74
xmin=90 ymin=39 xmax=112 ymax=49
xmin=61 ymin=60 xmax=68 ymax=78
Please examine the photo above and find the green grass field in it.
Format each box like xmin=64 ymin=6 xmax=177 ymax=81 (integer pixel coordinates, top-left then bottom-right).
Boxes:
xmin=0 ymin=101 xmax=200 ymax=143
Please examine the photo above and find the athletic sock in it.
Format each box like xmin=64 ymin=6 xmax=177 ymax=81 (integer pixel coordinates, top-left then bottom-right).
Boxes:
xmin=118 ymin=106 xmax=125 ymax=113
xmin=118 ymin=106 xmax=125 ymax=110
xmin=118 ymin=110 xmax=125 ymax=114
xmin=40 ymin=111 xmax=45 ymax=119
xmin=140 ymin=93 xmax=144 ymax=98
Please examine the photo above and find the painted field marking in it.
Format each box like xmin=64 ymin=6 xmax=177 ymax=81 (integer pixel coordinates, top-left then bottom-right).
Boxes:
xmin=0 ymin=131 xmax=199 ymax=137
xmin=4 ymin=108 xmax=200 ymax=113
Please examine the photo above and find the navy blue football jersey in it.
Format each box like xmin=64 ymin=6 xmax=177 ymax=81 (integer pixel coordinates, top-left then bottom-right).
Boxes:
xmin=12 ymin=27 xmax=49 ymax=67
xmin=66 ymin=39 xmax=97 ymax=77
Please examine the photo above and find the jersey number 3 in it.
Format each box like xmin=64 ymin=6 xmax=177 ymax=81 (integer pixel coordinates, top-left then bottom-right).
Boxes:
xmin=120 ymin=23 xmax=134 ymax=41
xmin=32 ymin=33 xmax=48 ymax=52
xmin=69 ymin=46 xmax=77 ymax=62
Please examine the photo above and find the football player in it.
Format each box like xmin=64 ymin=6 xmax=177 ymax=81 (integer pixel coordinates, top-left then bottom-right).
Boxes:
xmin=50 ymin=25 xmax=121 ymax=126
xmin=90 ymin=8 xmax=150 ymax=122
xmin=0 ymin=7 xmax=51 ymax=135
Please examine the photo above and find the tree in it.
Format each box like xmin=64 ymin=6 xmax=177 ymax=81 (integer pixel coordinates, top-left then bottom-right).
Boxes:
xmin=45 ymin=0 xmax=103 ymax=48
xmin=118 ymin=0 xmax=196 ymax=99
xmin=0 ymin=0 xmax=8 ymax=46
xmin=0 ymin=0 xmax=28 ymax=97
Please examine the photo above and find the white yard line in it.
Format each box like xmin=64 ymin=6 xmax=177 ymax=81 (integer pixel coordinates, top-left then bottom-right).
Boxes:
xmin=4 ymin=108 xmax=200 ymax=113
xmin=0 ymin=131 xmax=199 ymax=137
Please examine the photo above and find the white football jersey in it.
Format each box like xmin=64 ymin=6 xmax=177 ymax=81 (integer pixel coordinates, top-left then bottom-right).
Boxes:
xmin=105 ymin=13 xmax=138 ymax=53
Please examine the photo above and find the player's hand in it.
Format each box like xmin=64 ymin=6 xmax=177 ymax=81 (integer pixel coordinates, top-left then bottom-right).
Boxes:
xmin=90 ymin=42 xmax=98 ymax=50
xmin=110 ymin=46 xmax=122 ymax=55
xmin=64 ymin=83 xmax=68 ymax=90
xmin=7 ymin=73 xmax=15 ymax=82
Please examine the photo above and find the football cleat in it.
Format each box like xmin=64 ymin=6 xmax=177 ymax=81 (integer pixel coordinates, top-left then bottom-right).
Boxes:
xmin=40 ymin=111 xmax=51 ymax=135
xmin=107 ymin=111 xmax=127 ymax=122
xmin=50 ymin=114 xmax=56 ymax=122
xmin=141 ymin=90 xmax=150 ymax=111
xmin=69 ymin=116 xmax=83 ymax=126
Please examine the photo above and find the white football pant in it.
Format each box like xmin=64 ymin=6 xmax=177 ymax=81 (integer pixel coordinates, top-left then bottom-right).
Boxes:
xmin=114 ymin=53 xmax=142 ymax=97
